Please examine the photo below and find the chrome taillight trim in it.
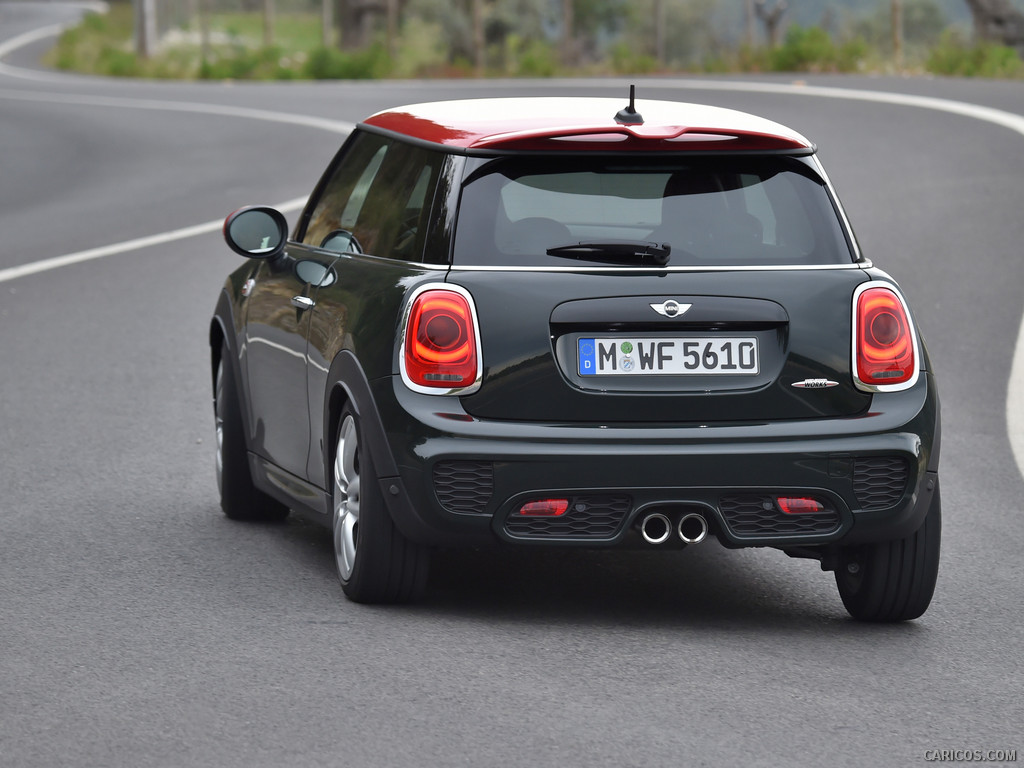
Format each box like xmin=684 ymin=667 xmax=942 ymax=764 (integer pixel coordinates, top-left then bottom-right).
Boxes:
xmin=851 ymin=281 xmax=921 ymax=393
xmin=398 ymin=282 xmax=483 ymax=396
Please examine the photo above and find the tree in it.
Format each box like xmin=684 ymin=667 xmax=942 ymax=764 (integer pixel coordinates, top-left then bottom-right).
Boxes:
xmin=134 ymin=0 xmax=157 ymax=58
xmin=338 ymin=0 xmax=385 ymax=49
xmin=892 ymin=0 xmax=903 ymax=64
xmin=322 ymin=0 xmax=334 ymax=47
xmin=264 ymin=0 xmax=276 ymax=47
xmin=853 ymin=0 xmax=947 ymax=54
xmin=964 ymin=0 xmax=1024 ymax=54
xmin=562 ymin=0 xmax=575 ymax=66
xmin=903 ymin=0 xmax=947 ymax=46
xmin=755 ymin=0 xmax=787 ymax=47
xmin=473 ymin=0 xmax=485 ymax=74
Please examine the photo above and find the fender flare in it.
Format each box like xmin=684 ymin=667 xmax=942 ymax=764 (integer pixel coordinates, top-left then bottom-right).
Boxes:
xmin=210 ymin=288 xmax=244 ymax=425
xmin=320 ymin=350 xmax=437 ymax=545
xmin=321 ymin=350 xmax=400 ymax=482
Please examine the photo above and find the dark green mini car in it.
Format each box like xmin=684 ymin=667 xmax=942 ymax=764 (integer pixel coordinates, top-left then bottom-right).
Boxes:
xmin=211 ymin=94 xmax=940 ymax=621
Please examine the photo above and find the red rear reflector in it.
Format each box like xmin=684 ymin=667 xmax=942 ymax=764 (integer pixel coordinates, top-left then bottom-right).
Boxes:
xmin=403 ymin=288 xmax=479 ymax=391
xmin=519 ymin=499 xmax=570 ymax=517
xmin=776 ymin=497 xmax=825 ymax=515
xmin=855 ymin=285 xmax=916 ymax=388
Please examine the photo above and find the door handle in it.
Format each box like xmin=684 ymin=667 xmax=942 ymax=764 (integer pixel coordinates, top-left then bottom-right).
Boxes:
xmin=291 ymin=295 xmax=315 ymax=311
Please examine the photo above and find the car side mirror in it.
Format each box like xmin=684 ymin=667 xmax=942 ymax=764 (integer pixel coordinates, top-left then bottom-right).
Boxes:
xmin=223 ymin=206 xmax=288 ymax=259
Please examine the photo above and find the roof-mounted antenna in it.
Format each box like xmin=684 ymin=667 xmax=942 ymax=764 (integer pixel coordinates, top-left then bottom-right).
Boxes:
xmin=614 ymin=84 xmax=644 ymax=125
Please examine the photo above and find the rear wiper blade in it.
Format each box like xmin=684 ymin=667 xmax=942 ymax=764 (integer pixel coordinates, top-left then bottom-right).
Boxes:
xmin=546 ymin=240 xmax=671 ymax=267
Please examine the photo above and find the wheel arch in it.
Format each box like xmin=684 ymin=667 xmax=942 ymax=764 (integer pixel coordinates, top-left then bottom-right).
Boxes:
xmin=210 ymin=288 xmax=258 ymax=457
xmin=321 ymin=350 xmax=436 ymax=544
xmin=323 ymin=349 xmax=401 ymax=486
xmin=210 ymin=288 xmax=239 ymax=400
xmin=209 ymin=316 xmax=227 ymax=402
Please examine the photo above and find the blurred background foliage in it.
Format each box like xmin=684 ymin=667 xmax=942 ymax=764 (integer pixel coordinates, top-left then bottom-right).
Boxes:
xmin=46 ymin=0 xmax=1024 ymax=79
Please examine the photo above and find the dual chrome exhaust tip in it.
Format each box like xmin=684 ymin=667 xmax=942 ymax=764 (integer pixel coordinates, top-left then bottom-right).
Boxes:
xmin=639 ymin=511 xmax=709 ymax=545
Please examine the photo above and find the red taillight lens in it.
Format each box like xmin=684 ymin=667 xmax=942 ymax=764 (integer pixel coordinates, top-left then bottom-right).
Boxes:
xmin=776 ymin=497 xmax=825 ymax=515
xmin=403 ymin=289 xmax=479 ymax=391
xmin=519 ymin=499 xmax=570 ymax=517
xmin=855 ymin=286 xmax=915 ymax=388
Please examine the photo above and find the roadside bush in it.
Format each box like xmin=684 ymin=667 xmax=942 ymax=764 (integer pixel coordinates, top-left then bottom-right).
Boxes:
xmin=771 ymin=25 xmax=835 ymax=71
xmin=768 ymin=25 xmax=867 ymax=73
xmin=49 ymin=7 xmax=135 ymax=73
xmin=98 ymin=46 xmax=141 ymax=76
xmin=199 ymin=46 xmax=297 ymax=80
xmin=609 ymin=42 xmax=659 ymax=75
xmin=390 ymin=20 xmax=448 ymax=78
xmin=834 ymin=37 xmax=870 ymax=72
xmin=926 ymin=30 xmax=1024 ymax=78
xmin=303 ymin=44 xmax=391 ymax=79
xmin=734 ymin=44 xmax=772 ymax=72
xmin=512 ymin=38 xmax=558 ymax=77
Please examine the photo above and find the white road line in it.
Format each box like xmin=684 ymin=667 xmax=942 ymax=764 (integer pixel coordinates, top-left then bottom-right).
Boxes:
xmin=0 ymin=197 xmax=307 ymax=284
xmin=0 ymin=88 xmax=356 ymax=133
xmin=0 ymin=22 xmax=68 ymax=59
xmin=1011 ymin=313 xmax=1024 ymax=475
xmin=2 ymin=17 xmax=1023 ymax=476
xmin=0 ymin=2 xmax=107 ymax=80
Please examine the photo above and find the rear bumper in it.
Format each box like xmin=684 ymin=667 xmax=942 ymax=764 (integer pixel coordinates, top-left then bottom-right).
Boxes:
xmin=370 ymin=372 xmax=939 ymax=551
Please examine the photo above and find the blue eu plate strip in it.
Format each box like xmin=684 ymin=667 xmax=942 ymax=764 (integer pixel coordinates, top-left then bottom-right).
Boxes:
xmin=578 ymin=338 xmax=596 ymax=376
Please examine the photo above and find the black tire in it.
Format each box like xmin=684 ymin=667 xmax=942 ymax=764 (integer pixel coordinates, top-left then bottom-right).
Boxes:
xmin=835 ymin=480 xmax=941 ymax=622
xmin=332 ymin=405 xmax=429 ymax=603
xmin=215 ymin=349 xmax=289 ymax=522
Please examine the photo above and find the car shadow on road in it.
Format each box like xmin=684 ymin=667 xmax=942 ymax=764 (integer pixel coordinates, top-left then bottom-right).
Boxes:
xmin=421 ymin=545 xmax=846 ymax=629
xmin=268 ymin=517 xmax=926 ymax=633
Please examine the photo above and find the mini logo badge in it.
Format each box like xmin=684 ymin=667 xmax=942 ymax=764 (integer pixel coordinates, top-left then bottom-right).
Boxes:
xmin=650 ymin=300 xmax=692 ymax=318
xmin=792 ymin=379 xmax=839 ymax=389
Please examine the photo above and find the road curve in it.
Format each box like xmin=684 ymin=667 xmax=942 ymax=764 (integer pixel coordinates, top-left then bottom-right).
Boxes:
xmin=2 ymin=4 xmax=1023 ymax=767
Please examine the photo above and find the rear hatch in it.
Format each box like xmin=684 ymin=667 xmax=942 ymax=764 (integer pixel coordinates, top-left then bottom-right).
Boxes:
xmin=451 ymin=269 xmax=870 ymax=423
xmin=448 ymin=152 xmax=870 ymax=424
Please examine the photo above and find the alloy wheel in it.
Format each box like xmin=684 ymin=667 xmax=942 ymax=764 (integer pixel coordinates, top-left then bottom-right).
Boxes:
xmin=333 ymin=414 xmax=360 ymax=581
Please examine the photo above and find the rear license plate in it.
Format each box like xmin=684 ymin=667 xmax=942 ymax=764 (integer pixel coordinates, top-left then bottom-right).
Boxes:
xmin=578 ymin=337 xmax=759 ymax=376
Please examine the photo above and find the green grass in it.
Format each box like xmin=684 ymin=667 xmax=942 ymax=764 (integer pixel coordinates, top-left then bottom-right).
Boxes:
xmin=46 ymin=4 xmax=134 ymax=73
xmin=205 ymin=12 xmax=324 ymax=50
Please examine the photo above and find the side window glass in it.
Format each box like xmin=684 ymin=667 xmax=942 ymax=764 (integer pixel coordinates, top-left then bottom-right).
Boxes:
xmin=302 ymin=132 xmax=390 ymax=250
xmin=339 ymin=146 xmax=386 ymax=230
xmin=302 ymin=132 xmax=443 ymax=262
xmin=349 ymin=142 xmax=444 ymax=261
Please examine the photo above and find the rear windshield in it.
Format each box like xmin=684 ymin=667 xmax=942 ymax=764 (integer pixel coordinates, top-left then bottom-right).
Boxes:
xmin=452 ymin=155 xmax=855 ymax=267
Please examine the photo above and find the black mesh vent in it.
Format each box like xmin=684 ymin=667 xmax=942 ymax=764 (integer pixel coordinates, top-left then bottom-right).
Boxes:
xmin=433 ymin=461 xmax=494 ymax=514
xmin=504 ymin=495 xmax=631 ymax=539
xmin=719 ymin=495 xmax=841 ymax=537
xmin=853 ymin=457 xmax=910 ymax=510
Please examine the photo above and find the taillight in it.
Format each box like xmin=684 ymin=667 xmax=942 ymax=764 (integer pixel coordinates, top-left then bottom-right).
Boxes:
xmin=776 ymin=497 xmax=825 ymax=515
xmin=518 ymin=499 xmax=570 ymax=517
xmin=401 ymin=286 xmax=481 ymax=394
xmin=853 ymin=284 xmax=918 ymax=391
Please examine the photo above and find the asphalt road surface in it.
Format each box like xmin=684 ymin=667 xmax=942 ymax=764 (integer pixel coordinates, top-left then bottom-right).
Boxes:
xmin=2 ymin=3 xmax=1023 ymax=766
